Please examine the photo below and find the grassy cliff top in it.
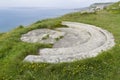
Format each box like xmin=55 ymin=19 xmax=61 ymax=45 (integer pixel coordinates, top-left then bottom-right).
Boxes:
xmin=90 ymin=2 xmax=114 ymax=6
xmin=108 ymin=1 xmax=120 ymax=8
xmin=0 ymin=2 xmax=120 ymax=80
xmin=107 ymin=1 xmax=120 ymax=13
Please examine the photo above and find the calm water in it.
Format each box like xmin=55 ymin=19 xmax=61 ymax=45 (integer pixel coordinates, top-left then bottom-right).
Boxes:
xmin=0 ymin=8 xmax=74 ymax=32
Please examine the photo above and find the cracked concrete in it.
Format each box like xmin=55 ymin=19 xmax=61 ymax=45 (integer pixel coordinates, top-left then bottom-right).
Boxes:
xmin=21 ymin=21 xmax=115 ymax=63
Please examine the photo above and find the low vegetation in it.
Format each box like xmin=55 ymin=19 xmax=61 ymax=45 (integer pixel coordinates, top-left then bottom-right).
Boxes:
xmin=0 ymin=2 xmax=120 ymax=80
xmin=107 ymin=1 xmax=120 ymax=13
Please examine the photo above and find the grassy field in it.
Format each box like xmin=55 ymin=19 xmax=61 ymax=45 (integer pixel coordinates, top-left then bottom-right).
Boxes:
xmin=0 ymin=2 xmax=120 ymax=80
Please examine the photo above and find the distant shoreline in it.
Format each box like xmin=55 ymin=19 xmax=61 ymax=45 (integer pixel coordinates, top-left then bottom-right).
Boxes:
xmin=0 ymin=2 xmax=113 ymax=33
xmin=0 ymin=8 xmax=74 ymax=32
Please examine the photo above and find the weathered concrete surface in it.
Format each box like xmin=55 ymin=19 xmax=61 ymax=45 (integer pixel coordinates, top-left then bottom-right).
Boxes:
xmin=21 ymin=21 xmax=115 ymax=63
xmin=21 ymin=29 xmax=65 ymax=44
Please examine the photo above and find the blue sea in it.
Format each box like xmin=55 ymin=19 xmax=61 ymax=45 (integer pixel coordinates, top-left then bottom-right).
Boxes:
xmin=0 ymin=8 xmax=74 ymax=32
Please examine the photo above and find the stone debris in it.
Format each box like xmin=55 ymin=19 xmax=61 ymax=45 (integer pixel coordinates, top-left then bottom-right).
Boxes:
xmin=21 ymin=21 xmax=115 ymax=63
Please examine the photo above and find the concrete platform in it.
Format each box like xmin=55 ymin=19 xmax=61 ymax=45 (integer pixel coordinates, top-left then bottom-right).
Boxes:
xmin=21 ymin=21 xmax=115 ymax=63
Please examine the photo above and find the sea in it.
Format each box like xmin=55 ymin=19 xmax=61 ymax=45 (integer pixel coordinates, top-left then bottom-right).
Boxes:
xmin=0 ymin=7 xmax=74 ymax=32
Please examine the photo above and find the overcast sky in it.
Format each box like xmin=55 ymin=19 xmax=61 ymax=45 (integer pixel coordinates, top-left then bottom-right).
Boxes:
xmin=0 ymin=0 xmax=119 ymax=8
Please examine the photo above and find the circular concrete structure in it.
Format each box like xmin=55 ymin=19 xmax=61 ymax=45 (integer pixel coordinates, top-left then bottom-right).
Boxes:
xmin=21 ymin=21 xmax=115 ymax=63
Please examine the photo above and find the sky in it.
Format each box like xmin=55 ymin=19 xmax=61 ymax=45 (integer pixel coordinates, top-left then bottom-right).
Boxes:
xmin=0 ymin=0 xmax=119 ymax=9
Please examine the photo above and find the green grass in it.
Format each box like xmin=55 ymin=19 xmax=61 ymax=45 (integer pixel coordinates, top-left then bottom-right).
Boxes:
xmin=107 ymin=1 xmax=120 ymax=13
xmin=0 ymin=2 xmax=120 ymax=80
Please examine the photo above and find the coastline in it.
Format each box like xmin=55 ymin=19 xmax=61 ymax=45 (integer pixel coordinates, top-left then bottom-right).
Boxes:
xmin=0 ymin=2 xmax=113 ymax=33
xmin=0 ymin=8 xmax=74 ymax=32
xmin=0 ymin=1 xmax=120 ymax=79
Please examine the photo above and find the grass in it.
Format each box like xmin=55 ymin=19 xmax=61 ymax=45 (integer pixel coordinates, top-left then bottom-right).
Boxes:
xmin=42 ymin=34 xmax=49 ymax=40
xmin=107 ymin=1 xmax=120 ymax=13
xmin=0 ymin=2 xmax=120 ymax=80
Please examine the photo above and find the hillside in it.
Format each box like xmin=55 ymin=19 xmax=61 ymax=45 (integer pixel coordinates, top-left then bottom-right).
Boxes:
xmin=75 ymin=2 xmax=114 ymax=13
xmin=107 ymin=1 xmax=120 ymax=13
xmin=0 ymin=1 xmax=120 ymax=80
xmin=90 ymin=2 xmax=113 ymax=7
